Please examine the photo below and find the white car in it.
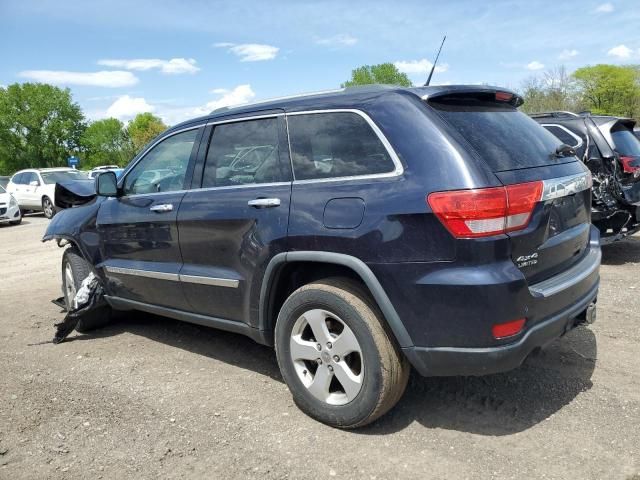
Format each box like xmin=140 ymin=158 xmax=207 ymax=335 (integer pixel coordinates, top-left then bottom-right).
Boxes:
xmin=0 ymin=184 xmax=22 ymax=225
xmin=6 ymin=168 xmax=88 ymax=219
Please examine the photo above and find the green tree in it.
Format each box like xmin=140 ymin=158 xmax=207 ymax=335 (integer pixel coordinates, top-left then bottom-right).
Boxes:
xmin=520 ymin=66 xmax=585 ymax=113
xmin=80 ymin=118 xmax=131 ymax=168
xmin=573 ymin=64 xmax=640 ymax=118
xmin=126 ymin=112 xmax=167 ymax=156
xmin=341 ymin=63 xmax=412 ymax=88
xmin=0 ymin=83 xmax=85 ymax=174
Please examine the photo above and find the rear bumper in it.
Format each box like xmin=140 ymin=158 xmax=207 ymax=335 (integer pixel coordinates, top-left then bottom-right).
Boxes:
xmin=403 ymin=279 xmax=598 ymax=376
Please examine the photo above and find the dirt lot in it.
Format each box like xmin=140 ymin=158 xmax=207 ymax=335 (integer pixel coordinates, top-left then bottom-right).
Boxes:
xmin=0 ymin=216 xmax=639 ymax=479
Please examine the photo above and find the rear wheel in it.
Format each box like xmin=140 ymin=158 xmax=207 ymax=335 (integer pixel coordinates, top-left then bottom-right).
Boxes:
xmin=42 ymin=196 xmax=56 ymax=219
xmin=275 ymin=278 xmax=409 ymax=428
xmin=62 ymin=247 xmax=112 ymax=333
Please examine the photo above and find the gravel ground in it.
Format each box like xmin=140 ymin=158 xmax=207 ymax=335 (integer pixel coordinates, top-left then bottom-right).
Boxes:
xmin=0 ymin=216 xmax=639 ymax=480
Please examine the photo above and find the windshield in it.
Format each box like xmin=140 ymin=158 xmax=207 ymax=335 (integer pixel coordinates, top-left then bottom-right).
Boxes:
xmin=40 ymin=170 xmax=88 ymax=184
xmin=611 ymin=128 xmax=640 ymax=157
xmin=428 ymin=95 xmax=568 ymax=171
xmin=0 ymin=185 xmax=5 ymax=193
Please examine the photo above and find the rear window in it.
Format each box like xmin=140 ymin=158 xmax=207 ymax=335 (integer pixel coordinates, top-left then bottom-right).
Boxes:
xmin=611 ymin=128 xmax=640 ymax=157
xmin=287 ymin=112 xmax=396 ymax=180
xmin=428 ymin=95 xmax=566 ymax=172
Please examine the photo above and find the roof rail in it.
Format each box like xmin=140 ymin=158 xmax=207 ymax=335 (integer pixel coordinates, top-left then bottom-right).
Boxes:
xmin=529 ymin=111 xmax=580 ymax=119
xmin=209 ymin=88 xmax=346 ymax=114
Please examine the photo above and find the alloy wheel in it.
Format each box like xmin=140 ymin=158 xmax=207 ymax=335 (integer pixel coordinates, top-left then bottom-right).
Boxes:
xmin=289 ymin=309 xmax=364 ymax=405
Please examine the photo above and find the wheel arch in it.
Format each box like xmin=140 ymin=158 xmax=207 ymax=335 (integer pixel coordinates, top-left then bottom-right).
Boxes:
xmin=259 ymin=251 xmax=413 ymax=349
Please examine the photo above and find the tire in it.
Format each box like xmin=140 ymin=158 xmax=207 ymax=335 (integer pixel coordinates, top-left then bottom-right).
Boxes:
xmin=10 ymin=217 xmax=22 ymax=225
xmin=62 ymin=247 xmax=112 ymax=333
xmin=275 ymin=277 xmax=409 ymax=428
xmin=42 ymin=196 xmax=56 ymax=219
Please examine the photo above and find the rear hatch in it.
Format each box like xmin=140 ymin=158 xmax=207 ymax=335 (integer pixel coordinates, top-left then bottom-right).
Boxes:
xmin=425 ymin=90 xmax=592 ymax=285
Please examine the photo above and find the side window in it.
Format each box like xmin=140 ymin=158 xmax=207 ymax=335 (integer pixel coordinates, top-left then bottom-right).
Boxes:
xmin=287 ymin=112 xmax=396 ymax=181
xmin=202 ymin=118 xmax=281 ymax=188
xmin=542 ymin=125 xmax=582 ymax=149
xmin=12 ymin=173 xmax=24 ymax=185
xmin=123 ymin=129 xmax=198 ymax=195
xmin=24 ymin=172 xmax=38 ymax=185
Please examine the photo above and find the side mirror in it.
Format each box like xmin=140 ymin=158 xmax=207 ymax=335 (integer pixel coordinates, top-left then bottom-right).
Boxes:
xmin=95 ymin=171 xmax=118 ymax=197
xmin=29 ymin=180 xmax=40 ymax=187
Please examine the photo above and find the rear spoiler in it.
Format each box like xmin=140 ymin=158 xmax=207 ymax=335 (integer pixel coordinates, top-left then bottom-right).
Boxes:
xmin=415 ymin=85 xmax=524 ymax=108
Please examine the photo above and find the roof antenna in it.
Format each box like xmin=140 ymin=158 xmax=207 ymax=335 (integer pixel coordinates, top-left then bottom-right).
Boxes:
xmin=424 ymin=35 xmax=446 ymax=86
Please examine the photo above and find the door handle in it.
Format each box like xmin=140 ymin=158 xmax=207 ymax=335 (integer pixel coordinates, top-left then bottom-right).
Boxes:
xmin=247 ymin=198 xmax=281 ymax=208
xmin=150 ymin=204 xmax=173 ymax=212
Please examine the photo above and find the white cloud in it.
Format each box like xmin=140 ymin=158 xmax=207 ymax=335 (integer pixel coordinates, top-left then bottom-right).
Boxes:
xmin=105 ymin=95 xmax=155 ymax=120
xmin=214 ymin=43 xmax=279 ymax=62
xmin=607 ymin=44 xmax=633 ymax=58
xmin=595 ymin=2 xmax=614 ymax=13
xmin=394 ymin=59 xmax=449 ymax=75
xmin=558 ymin=49 xmax=579 ymax=60
xmin=97 ymin=58 xmax=199 ymax=74
xmin=315 ymin=34 xmax=358 ymax=47
xmin=18 ymin=70 xmax=138 ymax=87
xmin=202 ymin=84 xmax=256 ymax=112
xmin=526 ymin=61 xmax=545 ymax=71
xmin=152 ymin=85 xmax=257 ymax=125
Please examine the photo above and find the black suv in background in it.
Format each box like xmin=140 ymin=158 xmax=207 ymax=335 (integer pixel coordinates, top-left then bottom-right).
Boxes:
xmin=45 ymin=86 xmax=600 ymax=428
xmin=532 ymin=112 xmax=640 ymax=242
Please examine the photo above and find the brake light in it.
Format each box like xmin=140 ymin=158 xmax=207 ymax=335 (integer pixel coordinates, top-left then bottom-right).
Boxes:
xmin=495 ymin=91 xmax=513 ymax=102
xmin=427 ymin=181 xmax=543 ymax=238
xmin=492 ymin=318 xmax=526 ymax=339
xmin=620 ymin=156 xmax=640 ymax=174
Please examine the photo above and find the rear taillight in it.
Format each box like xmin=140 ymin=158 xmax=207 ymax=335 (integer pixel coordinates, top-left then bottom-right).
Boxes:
xmin=620 ymin=156 xmax=640 ymax=174
xmin=427 ymin=181 xmax=543 ymax=239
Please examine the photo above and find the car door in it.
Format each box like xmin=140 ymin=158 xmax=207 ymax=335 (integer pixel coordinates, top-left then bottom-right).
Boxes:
xmin=177 ymin=113 xmax=292 ymax=325
xmin=21 ymin=172 xmax=40 ymax=208
xmin=96 ymin=125 xmax=204 ymax=310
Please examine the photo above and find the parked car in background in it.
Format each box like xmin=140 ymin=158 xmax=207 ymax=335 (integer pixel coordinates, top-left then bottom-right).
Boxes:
xmin=0 ymin=176 xmax=10 ymax=189
xmin=531 ymin=112 xmax=640 ymax=243
xmin=45 ymin=85 xmax=599 ymax=428
xmin=87 ymin=166 xmax=124 ymax=180
xmin=0 ymin=184 xmax=22 ymax=225
xmin=7 ymin=168 xmax=88 ymax=218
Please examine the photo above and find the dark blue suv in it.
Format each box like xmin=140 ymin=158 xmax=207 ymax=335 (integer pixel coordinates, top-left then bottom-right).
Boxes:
xmin=45 ymin=85 xmax=600 ymax=428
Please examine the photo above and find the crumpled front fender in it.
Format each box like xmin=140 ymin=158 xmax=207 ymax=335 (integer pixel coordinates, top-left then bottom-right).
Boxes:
xmin=42 ymin=198 xmax=105 ymax=266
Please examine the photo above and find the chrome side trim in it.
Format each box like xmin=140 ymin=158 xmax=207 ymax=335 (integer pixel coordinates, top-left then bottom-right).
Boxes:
xmin=286 ymin=109 xmax=404 ymax=184
xmin=104 ymin=266 xmax=239 ymax=288
xmin=178 ymin=274 xmax=239 ymax=288
xmin=206 ymin=113 xmax=283 ymax=127
xmin=541 ymin=171 xmax=592 ymax=201
xmin=529 ymin=247 xmax=601 ymax=298
xmin=104 ymin=266 xmax=180 ymax=282
xmin=540 ymin=123 xmax=584 ymax=149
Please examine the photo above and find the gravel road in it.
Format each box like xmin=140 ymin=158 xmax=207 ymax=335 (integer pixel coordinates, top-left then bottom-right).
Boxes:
xmin=0 ymin=216 xmax=639 ymax=479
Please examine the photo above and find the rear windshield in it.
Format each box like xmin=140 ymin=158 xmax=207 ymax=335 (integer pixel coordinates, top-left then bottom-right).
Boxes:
xmin=611 ymin=128 xmax=640 ymax=157
xmin=428 ymin=95 xmax=566 ymax=171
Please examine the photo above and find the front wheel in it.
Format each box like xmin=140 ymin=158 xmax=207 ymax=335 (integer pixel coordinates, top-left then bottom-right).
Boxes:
xmin=42 ymin=196 xmax=56 ymax=219
xmin=275 ymin=278 xmax=409 ymax=428
xmin=62 ymin=247 xmax=112 ymax=333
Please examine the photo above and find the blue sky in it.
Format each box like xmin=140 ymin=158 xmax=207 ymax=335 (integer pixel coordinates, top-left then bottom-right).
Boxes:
xmin=1 ymin=0 xmax=639 ymax=125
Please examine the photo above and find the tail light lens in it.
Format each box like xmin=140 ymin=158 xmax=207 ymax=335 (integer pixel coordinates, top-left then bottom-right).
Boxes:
xmin=620 ymin=156 xmax=640 ymax=174
xmin=427 ymin=181 xmax=543 ymax=238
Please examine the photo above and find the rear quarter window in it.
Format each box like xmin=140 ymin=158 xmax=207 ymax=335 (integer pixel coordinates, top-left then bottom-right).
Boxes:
xmin=287 ymin=112 xmax=397 ymax=180
xmin=611 ymin=128 xmax=640 ymax=157
xmin=428 ymin=96 xmax=566 ymax=172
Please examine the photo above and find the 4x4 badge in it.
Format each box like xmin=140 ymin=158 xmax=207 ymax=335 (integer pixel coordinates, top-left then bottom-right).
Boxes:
xmin=516 ymin=252 xmax=538 ymax=268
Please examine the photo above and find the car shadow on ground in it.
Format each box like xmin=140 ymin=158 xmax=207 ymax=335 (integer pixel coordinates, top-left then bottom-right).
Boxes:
xmin=601 ymin=235 xmax=640 ymax=265
xmin=64 ymin=311 xmax=596 ymax=437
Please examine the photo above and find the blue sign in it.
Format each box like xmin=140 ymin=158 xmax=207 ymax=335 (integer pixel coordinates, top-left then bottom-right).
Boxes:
xmin=67 ymin=156 xmax=79 ymax=168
